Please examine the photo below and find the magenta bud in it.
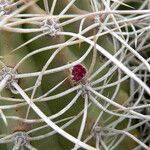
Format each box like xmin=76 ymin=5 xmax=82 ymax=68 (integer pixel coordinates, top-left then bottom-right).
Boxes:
xmin=71 ymin=64 xmax=87 ymax=82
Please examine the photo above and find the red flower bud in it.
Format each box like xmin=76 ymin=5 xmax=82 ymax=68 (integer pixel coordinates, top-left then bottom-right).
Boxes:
xmin=71 ymin=64 xmax=87 ymax=82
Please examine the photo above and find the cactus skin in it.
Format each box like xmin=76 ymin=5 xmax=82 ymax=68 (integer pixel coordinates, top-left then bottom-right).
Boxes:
xmin=23 ymin=2 xmax=138 ymax=150
xmin=0 ymin=0 xmax=147 ymax=150
xmin=0 ymin=29 xmax=62 ymax=149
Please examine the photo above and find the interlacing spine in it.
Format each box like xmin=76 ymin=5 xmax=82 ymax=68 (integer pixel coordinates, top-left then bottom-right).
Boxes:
xmin=0 ymin=0 xmax=150 ymax=149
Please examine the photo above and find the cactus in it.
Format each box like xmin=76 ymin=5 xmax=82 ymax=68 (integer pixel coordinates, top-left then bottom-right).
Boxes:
xmin=0 ymin=0 xmax=150 ymax=149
